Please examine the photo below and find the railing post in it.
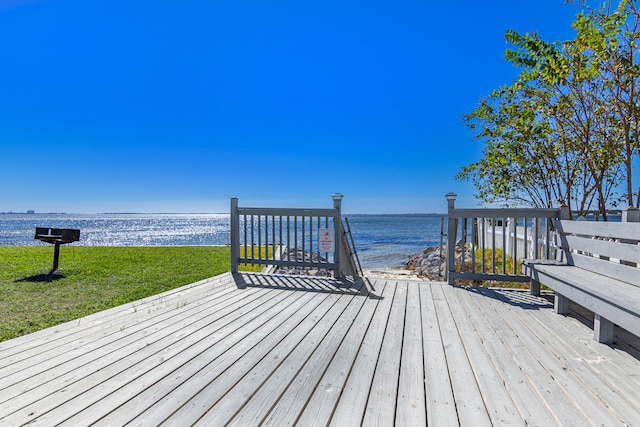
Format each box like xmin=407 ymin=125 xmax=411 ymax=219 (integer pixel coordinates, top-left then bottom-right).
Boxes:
xmin=332 ymin=193 xmax=344 ymax=278
xmin=230 ymin=197 xmax=240 ymax=274
xmin=622 ymin=206 xmax=640 ymax=223
xmin=446 ymin=193 xmax=457 ymax=285
xmin=622 ymin=206 xmax=639 ymax=267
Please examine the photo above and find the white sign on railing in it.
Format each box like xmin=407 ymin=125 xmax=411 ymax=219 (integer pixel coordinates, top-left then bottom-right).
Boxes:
xmin=319 ymin=228 xmax=335 ymax=252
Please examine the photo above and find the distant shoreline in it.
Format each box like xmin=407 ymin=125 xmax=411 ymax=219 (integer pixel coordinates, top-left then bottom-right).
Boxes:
xmin=1 ymin=211 xmax=447 ymax=216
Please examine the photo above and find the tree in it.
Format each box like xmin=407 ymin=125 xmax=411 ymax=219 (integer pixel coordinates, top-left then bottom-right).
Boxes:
xmin=460 ymin=0 xmax=640 ymax=215
xmin=571 ymin=0 xmax=640 ymax=207
xmin=459 ymin=77 xmax=584 ymax=210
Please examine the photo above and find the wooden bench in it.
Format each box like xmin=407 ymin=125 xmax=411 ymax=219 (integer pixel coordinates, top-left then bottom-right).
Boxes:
xmin=522 ymin=209 xmax=640 ymax=344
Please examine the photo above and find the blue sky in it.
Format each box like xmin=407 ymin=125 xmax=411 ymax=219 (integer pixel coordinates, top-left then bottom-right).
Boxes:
xmin=0 ymin=0 xmax=586 ymax=214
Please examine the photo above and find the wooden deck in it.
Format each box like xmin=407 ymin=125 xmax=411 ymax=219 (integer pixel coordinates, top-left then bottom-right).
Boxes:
xmin=1 ymin=272 xmax=639 ymax=426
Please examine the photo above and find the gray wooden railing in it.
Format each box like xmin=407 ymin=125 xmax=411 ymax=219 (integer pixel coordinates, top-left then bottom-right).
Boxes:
xmin=446 ymin=193 xmax=561 ymax=285
xmin=230 ymin=194 xmax=358 ymax=279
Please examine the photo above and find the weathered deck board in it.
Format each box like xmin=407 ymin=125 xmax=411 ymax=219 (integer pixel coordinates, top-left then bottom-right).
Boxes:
xmin=326 ymin=280 xmax=395 ymax=427
xmin=360 ymin=280 xmax=406 ymax=427
xmin=442 ymin=285 xmax=522 ymax=426
xmin=465 ymin=287 xmax=599 ymax=425
xmin=431 ymin=284 xmax=492 ymax=427
xmin=1 ymin=272 xmax=639 ymax=426
xmin=395 ymin=283 xmax=427 ymax=427
xmin=485 ymin=288 xmax=640 ymax=425
xmin=419 ymin=283 xmax=458 ymax=426
xmin=447 ymin=287 xmax=558 ymax=427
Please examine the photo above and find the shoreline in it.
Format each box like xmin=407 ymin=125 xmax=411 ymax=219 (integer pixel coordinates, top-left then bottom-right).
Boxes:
xmin=362 ymin=267 xmax=422 ymax=280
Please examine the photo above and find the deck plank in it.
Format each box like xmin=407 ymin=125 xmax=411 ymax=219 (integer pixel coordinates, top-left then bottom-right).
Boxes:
xmin=197 ymin=279 xmax=368 ymax=425
xmin=121 ymin=277 xmax=346 ymax=426
xmin=542 ymin=302 xmax=640 ymax=399
xmin=140 ymin=275 xmax=361 ymax=425
xmin=467 ymin=286 xmax=618 ymax=426
xmin=489 ymin=288 xmax=640 ymax=425
xmin=1 ymin=273 xmax=639 ymax=426
xmin=430 ymin=284 xmax=493 ymax=427
xmin=71 ymin=285 xmax=320 ymax=426
xmin=441 ymin=284 xmax=523 ymax=426
xmin=282 ymin=280 xmax=381 ymax=426
xmin=449 ymin=287 xmax=558 ymax=427
xmin=360 ymin=281 xmax=407 ymax=427
xmin=395 ymin=283 xmax=427 ymax=427
xmin=6 ymin=282 xmax=291 ymax=423
xmin=326 ymin=279 xmax=395 ymax=427
xmin=0 ymin=274 xmax=236 ymax=357
xmin=419 ymin=283 xmax=459 ymax=426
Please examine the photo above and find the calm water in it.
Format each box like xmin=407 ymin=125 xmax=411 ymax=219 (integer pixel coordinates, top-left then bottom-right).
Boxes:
xmin=0 ymin=213 xmax=445 ymax=268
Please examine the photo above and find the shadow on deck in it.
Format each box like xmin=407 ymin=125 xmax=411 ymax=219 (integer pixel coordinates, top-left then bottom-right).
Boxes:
xmin=234 ymin=272 xmax=379 ymax=298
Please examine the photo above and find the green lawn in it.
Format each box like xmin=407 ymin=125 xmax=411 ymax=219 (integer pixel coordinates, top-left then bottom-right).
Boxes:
xmin=0 ymin=246 xmax=260 ymax=342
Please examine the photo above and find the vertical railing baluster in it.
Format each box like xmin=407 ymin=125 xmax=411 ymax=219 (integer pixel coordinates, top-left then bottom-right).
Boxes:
xmin=294 ymin=216 xmax=298 ymax=263
xmin=243 ymin=213 xmax=248 ymax=263
xmin=546 ymin=217 xmax=551 ymax=260
xmin=324 ymin=216 xmax=329 ymax=262
xmin=263 ymin=215 xmax=267 ymax=261
xmin=279 ymin=215 xmax=283 ymax=260
xmin=502 ymin=217 xmax=507 ymax=274
xmin=301 ymin=216 xmax=306 ymax=262
xmin=512 ymin=217 xmax=518 ymax=275
xmin=523 ymin=217 xmax=528 ymax=262
xmin=471 ymin=218 xmax=477 ymax=273
xmin=533 ymin=217 xmax=540 ymax=259
xmin=287 ymin=216 xmax=291 ymax=262
xmin=307 ymin=215 xmax=311 ymax=261
xmin=250 ymin=214 xmax=255 ymax=265
xmin=272 ymin=214 xmax=276 ymax=262
xmin=491 ymin=218 xmax=496 ymax=274
xmin=258 ymin=215 xmax=263 ymax=261
xmin=314 ymin=216 xmax=320 ymax=261
xmin=480 ymin=217 xmax=485 ymax=274
xmin=462 ymin=218 xmax=468 ymax=272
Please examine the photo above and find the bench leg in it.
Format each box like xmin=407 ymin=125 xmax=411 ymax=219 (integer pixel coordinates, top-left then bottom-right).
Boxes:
xmin=554 ymin=293 xmax=568 ymax=315
xmin=530 ymin=278 xmax=540 ymax=296
xmin=594 ymin=314 xmax=615 ymax=344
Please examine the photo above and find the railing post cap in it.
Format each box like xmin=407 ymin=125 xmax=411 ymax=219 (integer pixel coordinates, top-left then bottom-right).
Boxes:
xmin=445 ymin=192 xmax=457 ymax=200
xmin=331 ymin=193 xmax=344 ymax=200
xmin=622 ymin=206 xmax=640 ymax=222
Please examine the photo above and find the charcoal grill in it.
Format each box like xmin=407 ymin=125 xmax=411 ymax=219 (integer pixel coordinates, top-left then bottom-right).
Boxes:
xmin=34 ymin=228 xmax=80 ymax=270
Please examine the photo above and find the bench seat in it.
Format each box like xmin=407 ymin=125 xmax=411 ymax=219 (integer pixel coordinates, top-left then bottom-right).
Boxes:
xmin=522 ymin=215 xmax=640 ymax=344
xmin=523 ymin=259 xmax=640 ymax=343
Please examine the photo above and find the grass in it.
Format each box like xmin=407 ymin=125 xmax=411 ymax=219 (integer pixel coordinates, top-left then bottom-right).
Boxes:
xmin=0 ymin=245 xmax=261 ymax=342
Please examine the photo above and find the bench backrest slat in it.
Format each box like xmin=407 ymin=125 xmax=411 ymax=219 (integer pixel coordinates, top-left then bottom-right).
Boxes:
xmin=557 ymin=220 xmax=640 ymax=241
xmin=554 ymin=219 xmax=640 ymax=287
xmin=559 ymin=234 xmax=640 ymax=263
xmin=567 ymin=252 xmax=640 ymax=286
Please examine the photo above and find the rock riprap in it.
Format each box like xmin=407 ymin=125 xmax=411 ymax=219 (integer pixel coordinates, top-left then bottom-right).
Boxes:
xmin=406 ymin=241 xmax=472 ymax=281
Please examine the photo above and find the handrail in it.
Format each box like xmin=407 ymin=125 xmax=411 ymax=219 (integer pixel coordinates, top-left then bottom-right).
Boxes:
xmin=230 ymin=195 xmax=357 ymax=279
xmin=445 ymin=193 xmax=561 ymax=285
